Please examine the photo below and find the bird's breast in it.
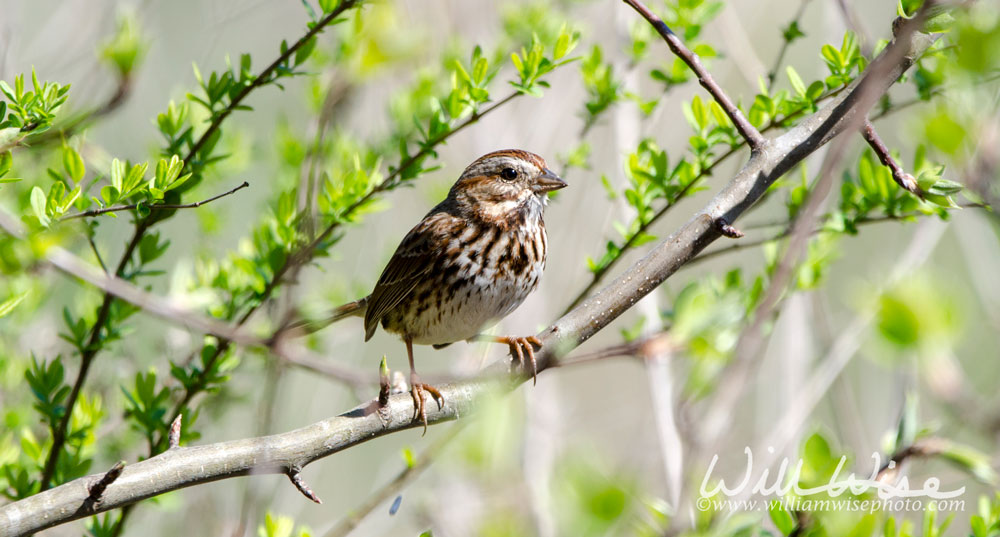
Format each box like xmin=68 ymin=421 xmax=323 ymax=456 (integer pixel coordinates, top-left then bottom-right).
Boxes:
xmin=381 ymin=218 xmax=547 ymax=345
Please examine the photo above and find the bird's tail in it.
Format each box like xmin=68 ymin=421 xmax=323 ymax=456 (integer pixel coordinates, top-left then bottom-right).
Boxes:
xmin=286 ymin=297 xmax=368 ymax=336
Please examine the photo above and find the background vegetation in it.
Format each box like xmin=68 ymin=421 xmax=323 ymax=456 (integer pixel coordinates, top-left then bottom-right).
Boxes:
xmin=1 ymin=0 xmax=999 ymax=535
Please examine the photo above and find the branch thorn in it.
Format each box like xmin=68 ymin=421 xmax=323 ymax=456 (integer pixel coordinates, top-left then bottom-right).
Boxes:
xmin=78 ymin=461 xmax=126 ymax=514
xmin=715 ymin=217 xmax=745 ymax=238
xmin=169 ymin=414 xmax=183 ymax=449
xmin=287 ymin=466 xmax=322 ymax=504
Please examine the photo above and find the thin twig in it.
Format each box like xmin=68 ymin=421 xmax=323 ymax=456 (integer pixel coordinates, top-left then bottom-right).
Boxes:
xmin=61 ymin=181 xmax=249 ymax=220
xmin=623 ymin=0 xmax=767 ymax=149
xmin=86 ymin=233 xmax=109 ymax=274
xmin=860 ymin=119 xmax=920 ymax=195
xmin=767 ymin=0 xmax=813 ymax=89
xmin=875 ymin=437 xmax=948 ymax=483
xmin=686 ymin=202 xmax=987 ymax=266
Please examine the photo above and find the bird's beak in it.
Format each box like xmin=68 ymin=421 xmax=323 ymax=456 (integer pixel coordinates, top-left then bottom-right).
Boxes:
xmin=532 ymin=168 xmax=567 ymax=193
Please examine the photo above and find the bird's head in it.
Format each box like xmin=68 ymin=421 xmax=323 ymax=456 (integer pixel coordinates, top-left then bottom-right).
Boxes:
xmin=449 ymin=149 xmax=566 ymax=221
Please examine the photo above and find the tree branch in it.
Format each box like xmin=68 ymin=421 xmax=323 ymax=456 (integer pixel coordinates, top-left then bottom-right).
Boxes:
xmin=875 ymin=436 xmax=948 ymax=483
xmin=683 ymin=203 xmax=987 ymax=267
xmin=860 ymin=118 xmax=921 ymax=195
xmin=623 ymin=0 xmax=767 ymax=149
xmin=767 ymin=0 xmax=813 ymax=89
xmin=0 ymin=7 xmax=938 ymax=535
xmin=60 ymin=181 xmax=249 ymax=220
xmin=0 ymin=207 xmax=264 ymax=347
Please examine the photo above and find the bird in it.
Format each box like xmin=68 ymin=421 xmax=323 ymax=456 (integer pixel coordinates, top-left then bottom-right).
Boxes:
xmin=321 ymin=149 xmax=566 ymax=430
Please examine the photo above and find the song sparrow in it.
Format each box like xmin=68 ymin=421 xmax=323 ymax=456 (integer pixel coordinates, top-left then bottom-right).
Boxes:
xmin=328 ymin=149 xmax=566 ymax=429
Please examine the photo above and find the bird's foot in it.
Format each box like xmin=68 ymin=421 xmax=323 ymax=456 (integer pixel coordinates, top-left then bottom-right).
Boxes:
xmin=409 ymin=372 xmax=444 ymax=435
xmin=495 ymin=335 xmax=542 ymax=385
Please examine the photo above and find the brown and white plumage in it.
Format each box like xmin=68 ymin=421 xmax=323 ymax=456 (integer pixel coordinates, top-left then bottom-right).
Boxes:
xmin=333 ymin=149 xmax=565 ymax=429
xmin=365 ymin=149 xmax=563 ymax=345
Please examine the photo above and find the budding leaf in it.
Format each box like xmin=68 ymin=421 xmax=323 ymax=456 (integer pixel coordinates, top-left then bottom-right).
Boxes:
xmin=30 ymin=186 xmax=50 ymax=227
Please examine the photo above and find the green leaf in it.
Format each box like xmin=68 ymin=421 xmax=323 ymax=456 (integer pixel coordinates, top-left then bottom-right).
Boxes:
xmin=61 ymin=185 xmax=81 ymax=212
xmin=0 ymin=291 xmax=28 ymax=318
xmin=510 ymin=52 xmax=524 ymax=74
xmin=262 ymin=512 xmax=295 ymax=537
xmin=30 ymin=186 xmax=50 ymax=227
xmin=821 ymin=44 xmax=843 ymax=71
xmin=63 ymin=146 xmax=85 ymax=183
xmin=708 ymin=101 xmax=731 ymax=128
xmin=294 ymin=36 xmax=317 ymax=66
xmin=138 ymin=232 xmax=170 ymax=264
xmin=101 ymin=185 xmax=120 ymax=206
xmin=769 ymin=500 xmax=796 ymax=535
xmin=923 ymin=193 xmax=959 ymax=208
xmin=782 ymin=20 xmax=805 ymax=43
xmin=123 ymin=161 xmax=148 ymax=194
xmin=0 ymin=150 xmax=11 ymax=177
xmin=927 ymin=178 xmax=963 ymax=195
xmin=691 ymin=95 xmax=708 ymax=130
xmin=110 ymin=158 xmax=125 ymax=191
xmin=786 ymin=65 xmax=806 ymax=97
xmin=806 ymin=80 xmax=825 ymax=101
xmin=924 ymin=11 xmax=956 ymax=33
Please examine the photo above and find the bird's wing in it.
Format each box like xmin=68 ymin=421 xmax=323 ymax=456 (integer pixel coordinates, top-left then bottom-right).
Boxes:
xmin=363 ymin=219 xmax=440 ymax=341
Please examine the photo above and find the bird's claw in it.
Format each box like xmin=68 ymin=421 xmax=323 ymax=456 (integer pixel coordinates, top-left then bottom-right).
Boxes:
xmin=500 ymin=335 xmax=542 ymax=385
xmin=409 ymin=375 xmax=444 ymax=436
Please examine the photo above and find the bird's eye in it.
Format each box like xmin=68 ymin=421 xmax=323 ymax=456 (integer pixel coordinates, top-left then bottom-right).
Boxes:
xmin=500 ymin=167 xmax=518 ymax=181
